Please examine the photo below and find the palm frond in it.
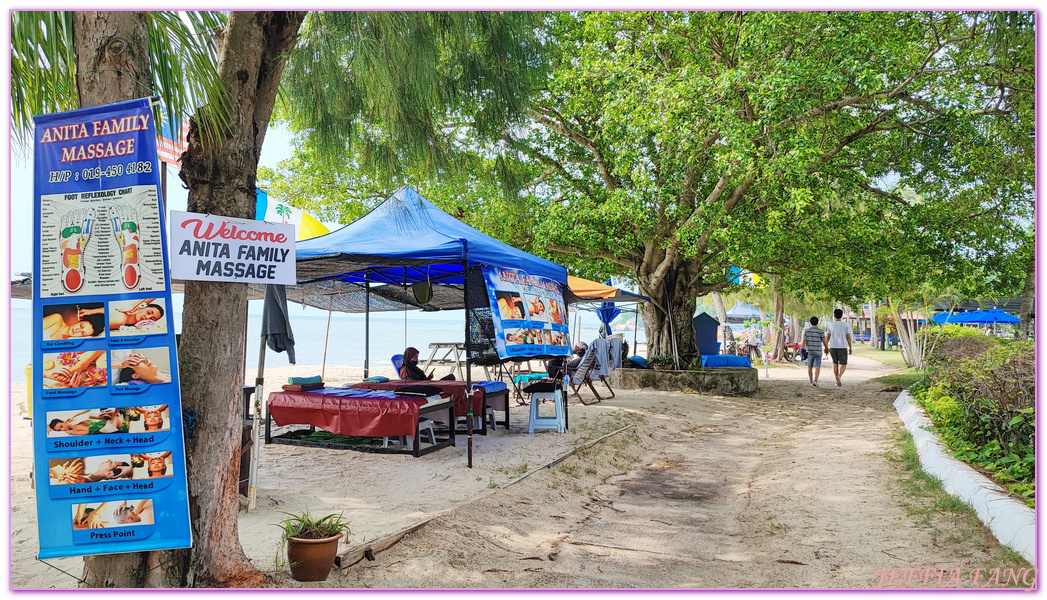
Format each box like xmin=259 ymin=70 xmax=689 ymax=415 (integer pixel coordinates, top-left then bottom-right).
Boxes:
xmin=148 ymin=11 xmax=231 ymax=147
xmin=10 ymin=11 xmax=77 ymax=150
xmin=10 ymin=10 xmax=231 ymax=152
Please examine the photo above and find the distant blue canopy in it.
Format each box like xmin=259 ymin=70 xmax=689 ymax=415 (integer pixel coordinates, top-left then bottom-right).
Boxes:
xmin=725 ymin=300 xmax=769 ymax=321
xmin=295 ymin=186 xmax=567 ymax=287
xmin=596 ymin=279 xmax=621 ymax=330
xmin=932 ymin=309 xmax=1019 ymax=324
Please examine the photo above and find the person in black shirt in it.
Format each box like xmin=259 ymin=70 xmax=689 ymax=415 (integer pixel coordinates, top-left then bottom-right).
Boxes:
xmin=399 ymin=347 xmax=455 ymax=380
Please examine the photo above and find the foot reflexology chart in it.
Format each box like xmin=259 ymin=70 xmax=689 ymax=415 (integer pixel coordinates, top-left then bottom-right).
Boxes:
xmin=39 ymin=186 xmax=164 ymax=299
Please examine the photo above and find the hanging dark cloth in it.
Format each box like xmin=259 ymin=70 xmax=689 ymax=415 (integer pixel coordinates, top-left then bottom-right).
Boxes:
xmin=261 ymin=284 xmax=296 ymax=364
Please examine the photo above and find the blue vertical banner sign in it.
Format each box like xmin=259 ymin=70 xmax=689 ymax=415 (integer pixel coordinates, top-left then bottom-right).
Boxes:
xmin=32 ymin=98 xmax=192 ymax=558
xmin=480 ymin=266 xmax=571 ymax=359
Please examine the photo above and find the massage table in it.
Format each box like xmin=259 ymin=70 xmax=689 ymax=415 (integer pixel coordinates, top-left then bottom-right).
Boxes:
xmin=266 ymin=387 xmax=455 ymax=457
xmin=350 ymin=379 xmax=510 ymax=433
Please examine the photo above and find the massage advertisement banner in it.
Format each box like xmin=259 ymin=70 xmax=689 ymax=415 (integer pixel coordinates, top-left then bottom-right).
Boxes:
xmin=32 ymin=98 xmax=192 ymax=558
xmin=480 ymin=266 xmax=572 ymax=359
xmin=169 ymin=211 xmax=296 ymax=285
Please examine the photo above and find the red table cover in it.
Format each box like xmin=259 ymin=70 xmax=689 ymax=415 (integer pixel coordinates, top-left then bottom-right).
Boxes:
xmin=267 ymin=387 xmax=432 ymax=437
xmin=350 ymin=380 xmax=484 ymax=417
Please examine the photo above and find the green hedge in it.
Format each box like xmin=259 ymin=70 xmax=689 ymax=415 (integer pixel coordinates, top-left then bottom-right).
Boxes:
xmin=911 ymin=338 xmax=1035 ymax=508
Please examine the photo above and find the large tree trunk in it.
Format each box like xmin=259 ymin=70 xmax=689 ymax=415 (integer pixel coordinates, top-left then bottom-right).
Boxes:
xmin=639 ymin=267 xmax=699 ymax=366
xmin=170 ymin=11 xmax=306 ymax=587
xmin=73 ymin=11 xmax=152 ymax=109
xmin=72 ymin=10 xmax=154 ymax=588
xmin=1018 ymin=249 xmax=1034 ymax=341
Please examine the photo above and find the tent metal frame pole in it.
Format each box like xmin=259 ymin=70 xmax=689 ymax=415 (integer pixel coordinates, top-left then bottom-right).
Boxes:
xmin=364 ymin=274 xmax=370 ymax=379
xmin=462 ymin=251 xmax=473 ymax=469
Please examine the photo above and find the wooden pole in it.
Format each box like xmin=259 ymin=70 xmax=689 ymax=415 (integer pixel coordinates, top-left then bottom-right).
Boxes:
xmin=248 ymin=332 xmax=266 ymax=511
xmin=321 ymin=308 xmax=332 ymax=381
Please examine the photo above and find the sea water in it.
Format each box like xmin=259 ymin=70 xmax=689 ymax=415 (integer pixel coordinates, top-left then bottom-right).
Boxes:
xmin=12 ymin=299 xmax=644 ymax=380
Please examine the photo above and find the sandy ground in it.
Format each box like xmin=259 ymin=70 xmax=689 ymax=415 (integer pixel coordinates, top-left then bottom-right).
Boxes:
xmin=9 ymin=355 xmax=1021 ymax=589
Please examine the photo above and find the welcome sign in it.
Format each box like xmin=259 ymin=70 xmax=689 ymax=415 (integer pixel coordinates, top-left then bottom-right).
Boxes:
xmin=32 ymin=98 xmax=192 ymax=558
xmin=481 ymin=266 xmax=572 ymax=359
xmin=170 ymin=211 xmax=296 ymax=284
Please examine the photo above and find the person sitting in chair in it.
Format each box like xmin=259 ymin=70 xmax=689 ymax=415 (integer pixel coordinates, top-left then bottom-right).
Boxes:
xmin=399 ymin=347 xmax=456 ymax=381
xmin=565 ymin=342 xmax=588 ymax=377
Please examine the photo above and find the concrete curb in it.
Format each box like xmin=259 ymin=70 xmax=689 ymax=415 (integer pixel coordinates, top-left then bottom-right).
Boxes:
xmin=893 ymin=390 xmax=1035 ymax=563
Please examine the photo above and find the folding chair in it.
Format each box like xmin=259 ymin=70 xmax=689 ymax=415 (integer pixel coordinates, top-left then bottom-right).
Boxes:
xmin=391 ymin=354 xmax=404 ymax=376
xmin=568 ymin=343 xmax=611 ymax=405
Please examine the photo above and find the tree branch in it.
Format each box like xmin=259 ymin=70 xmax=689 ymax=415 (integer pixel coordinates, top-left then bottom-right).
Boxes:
xmin=527 ymin=106 xmax=619 ymax=190
xmin=547 ymin=243 xmax=638 ymax=271
xmin=818 ymin=111 xmax=891 ymax=165
xmin=858 ymin=182 xmax=910 ymax=207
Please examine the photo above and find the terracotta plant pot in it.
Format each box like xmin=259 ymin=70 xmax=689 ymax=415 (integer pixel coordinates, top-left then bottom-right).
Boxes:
xmin=287 ymin=533 xmax=342 ymax=582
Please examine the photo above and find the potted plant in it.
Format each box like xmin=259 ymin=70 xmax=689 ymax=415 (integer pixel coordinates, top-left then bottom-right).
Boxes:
xmin=277 ymin=509 xmax=351 ymax=582
xmin=649 ymin=355 xmax=674 ymax=370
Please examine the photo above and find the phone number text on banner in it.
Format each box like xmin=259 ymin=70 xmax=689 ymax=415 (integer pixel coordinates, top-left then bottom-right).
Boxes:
xmin=481 ymin=266 xmax=571 ymax=359
xmin=32 ymin=98 xmax=192 ymax=559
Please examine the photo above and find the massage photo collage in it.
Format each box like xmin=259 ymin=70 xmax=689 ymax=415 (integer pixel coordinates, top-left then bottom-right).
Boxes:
xmin=41 ymin=297 xmax=172 ymax=392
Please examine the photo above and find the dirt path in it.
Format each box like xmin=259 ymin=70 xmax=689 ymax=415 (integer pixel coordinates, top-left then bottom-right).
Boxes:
xmin=11 ymin=357 xmax=1019 ymax=589
xmin=298 ymin=357 xmax=1016 ymax=589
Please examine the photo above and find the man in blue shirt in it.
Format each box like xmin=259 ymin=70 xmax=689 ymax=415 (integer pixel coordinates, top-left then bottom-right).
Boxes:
xmin=803 ymin=317 xmax=830 ymax=386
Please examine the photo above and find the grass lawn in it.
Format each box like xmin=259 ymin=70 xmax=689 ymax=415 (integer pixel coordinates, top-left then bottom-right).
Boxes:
xmin=852 ymin=345 xmax=909 ymax=368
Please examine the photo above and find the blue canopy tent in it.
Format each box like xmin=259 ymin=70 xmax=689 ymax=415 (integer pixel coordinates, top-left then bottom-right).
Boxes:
xmin=292 ymin=186 xmax=568 ymax=373
xmin=296 ymin=186 xmax=564 ymax=288
xmin=275 ymin=186 xmax=569 ymax=467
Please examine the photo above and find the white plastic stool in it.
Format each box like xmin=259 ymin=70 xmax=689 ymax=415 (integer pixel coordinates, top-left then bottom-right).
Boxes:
xmin=527 ymin=390 xmax=565 ymax=434
xmin=472 ymin=406 xmax=496 ymax=431
xmin=384 ymin=419 xmax=436 ymax=448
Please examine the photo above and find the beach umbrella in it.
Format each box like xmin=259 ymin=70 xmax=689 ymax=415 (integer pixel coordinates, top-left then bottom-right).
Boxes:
xmin=976 ymin=308 xmax=1020 ymax=324
xmin=932 ymin=312 xmax=965 ymax=324
xmin=596 ymin=279 xmax=621 ymax=337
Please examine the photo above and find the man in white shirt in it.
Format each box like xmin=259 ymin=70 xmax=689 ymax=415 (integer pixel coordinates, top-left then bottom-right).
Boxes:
xmin=825 ymin=308 xmax=853 ymax=387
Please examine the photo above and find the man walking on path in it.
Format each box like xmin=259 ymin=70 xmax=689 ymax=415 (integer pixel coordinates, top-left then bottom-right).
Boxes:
xmin=803 ymin=317 xmax=829 ymax=386
xmin=825 ymin=308 xmax=853 ymax=387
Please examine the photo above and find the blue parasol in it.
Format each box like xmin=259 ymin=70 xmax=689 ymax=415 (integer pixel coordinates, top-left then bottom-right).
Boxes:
xmin=596 ymin=279 xmax=621 ymax=335
xmin=958 ymin=309 xmax=1019 ymax=324
xmin=933 ymin=309 xmax=1019 ymax=325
